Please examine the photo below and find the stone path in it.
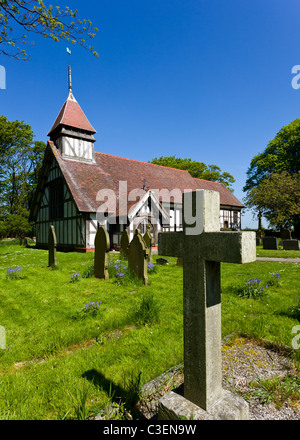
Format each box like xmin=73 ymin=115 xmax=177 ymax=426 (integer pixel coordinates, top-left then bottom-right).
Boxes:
xmin=256 ymin=257 xmax=300 ymax=263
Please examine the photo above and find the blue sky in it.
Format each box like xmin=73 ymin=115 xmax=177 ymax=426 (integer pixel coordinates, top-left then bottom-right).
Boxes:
xmin=1 ymin=0 xmax=300 ymax=228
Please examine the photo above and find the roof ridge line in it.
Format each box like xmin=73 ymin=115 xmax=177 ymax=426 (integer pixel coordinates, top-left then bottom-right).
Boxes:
xmin=95 ymin=151 xmax=192 ymax=173
xmin=193 ymin=177 xmax=223 ymax=185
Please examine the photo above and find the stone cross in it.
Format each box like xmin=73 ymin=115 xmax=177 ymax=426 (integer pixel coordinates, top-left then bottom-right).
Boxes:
xmin=143 ymin=224 xmax=154 ymax=262
xmin=48 ymin=225 xmax=57 ymax=267
xmin=94 ymin=226 xmax=110 ymax=280
xmin=158 ymin=190 xmax=256 ymax=419
xmin=120 ymin=229 xmax=130 ymax=259
xmin=128 ymin=229 xmax=149 ymax=285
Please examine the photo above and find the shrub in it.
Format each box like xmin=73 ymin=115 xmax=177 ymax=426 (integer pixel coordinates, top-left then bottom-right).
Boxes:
xmin=82 ymin=265 xmax=94 ymax=279
xmin=70 ymin=272 xmax=80 ymax=283
xmin=267 ymin=272 xmax=281 ymax=287
xmin=84 ymin=301 xmax=101 ymax=317
xmin=239 ymin=278 xmax=267 ymax=299
xmin=147 ymin=262 xmax=156 ymax=273
xmin=5 ymin=266 xmax=26 ymax=280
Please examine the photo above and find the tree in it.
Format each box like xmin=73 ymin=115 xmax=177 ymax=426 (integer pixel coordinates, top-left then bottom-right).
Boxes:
xmin=244 ymin=171 xmax=300 ymax=233
xmin=0 ymin=116 xmax=46 ymax=237
xmin=149 ymin=156 xmax=235 ymax=190
xmin=243 ymin=119 xmax=300 ymax=234
xmin=243 ymin=119 xmax=300 ymax=192
xmin=0 ymin=0 xmax=98 ymax=60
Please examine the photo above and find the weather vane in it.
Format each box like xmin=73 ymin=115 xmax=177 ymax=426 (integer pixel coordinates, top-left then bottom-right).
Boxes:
xmin=66 ymin=47 xmax=71 ymax=65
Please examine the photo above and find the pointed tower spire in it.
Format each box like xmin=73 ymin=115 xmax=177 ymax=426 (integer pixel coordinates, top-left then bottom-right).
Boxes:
xmin=68 ymin=65 xmax=72 ymax=93
xmin=67 ymin=47 xmax=74 ymax=100
xmin=47 ymin=51 xmax=96 ymax=163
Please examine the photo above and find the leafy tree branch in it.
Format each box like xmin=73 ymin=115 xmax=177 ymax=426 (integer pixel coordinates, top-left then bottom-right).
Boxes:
xmin=149 ymin=155 xmax=235 ymax=190
xmin=0 ymin=0 xmax=99 ymax=60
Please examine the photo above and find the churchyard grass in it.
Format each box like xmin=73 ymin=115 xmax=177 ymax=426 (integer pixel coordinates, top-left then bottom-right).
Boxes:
xmin=0 ymin=241 xmax=299 ymax=419
xmin=256 ymin=244 xmax=300 ymax=259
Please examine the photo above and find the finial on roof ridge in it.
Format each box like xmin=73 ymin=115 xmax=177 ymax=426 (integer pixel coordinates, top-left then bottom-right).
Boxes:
xmin=67 ymin=47 xmax=76 ymax=101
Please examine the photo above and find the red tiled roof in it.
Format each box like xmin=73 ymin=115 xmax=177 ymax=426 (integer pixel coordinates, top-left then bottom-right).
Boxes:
xmin=48 ymin=142 xmax=243 ymax=212
xmin=47 ymin=95 xmax=96 ymax=136
xmin=193 ymin=178 xmax=244 ymax=208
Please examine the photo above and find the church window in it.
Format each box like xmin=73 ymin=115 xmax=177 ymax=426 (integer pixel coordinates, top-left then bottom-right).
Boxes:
xmin=49 ymin=179 xmax=64 ymax=220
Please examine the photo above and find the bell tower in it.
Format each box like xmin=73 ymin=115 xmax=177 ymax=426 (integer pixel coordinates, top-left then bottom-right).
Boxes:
xmin=48 ymin=57 xmax=96 ymax=164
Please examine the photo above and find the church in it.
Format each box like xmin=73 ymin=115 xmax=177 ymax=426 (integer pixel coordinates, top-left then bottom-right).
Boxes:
xmin=30 ymin=68 xmax=244 ymax=252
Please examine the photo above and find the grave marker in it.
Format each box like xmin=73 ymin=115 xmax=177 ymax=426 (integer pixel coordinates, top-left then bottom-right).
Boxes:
xmin=263 ymin=236 xmax=278 ymax=250
xmin=143 ymin=224 xmax=154 ymax=262
xmin=157 ymin=190 xmax=256 ymax=420
xmin=94 ymin=226 xmax=110 ymax=280
xmin=48 ymin=225 xmax=57 ymax=267
xmin=128 ymin=229 xmax=149 ymax=285
xmin=156 ymin=257 xmax=169 ymax=265
xmin=280 ymin=228 xmax=291 ymax=240
xmin=120 ymin=229 xmax=130 ymax=259
xmin=282 ymin=239 xmax=300 ymax=251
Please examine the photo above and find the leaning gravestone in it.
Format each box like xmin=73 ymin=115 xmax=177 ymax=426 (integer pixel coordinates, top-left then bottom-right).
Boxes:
xmin=120 ymin=229 xmax=130 ymax=260
xmin=94 ymin=226 xmax=110 ymax=280
xmin=143 ymin=225 xmax=154 ymax=262
xmin=128 ymin=229 xmax=149 ymax=285
xmin=48 ymin=225 xmax=57 ymax=267
xmin=157 ymin=189 xmax=256 ymax=420
xmin=282 ymin=239 xmax=300 ymax=251
xmin=263 ymin=236 xmax=278 ymax=250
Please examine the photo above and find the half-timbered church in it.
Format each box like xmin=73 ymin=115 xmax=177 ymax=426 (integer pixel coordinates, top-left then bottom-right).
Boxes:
xmin=30 ymin=68 xmax=244 ymax=251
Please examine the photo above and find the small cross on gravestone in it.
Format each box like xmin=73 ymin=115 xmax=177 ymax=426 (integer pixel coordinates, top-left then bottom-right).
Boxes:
xmin=157 ymin=190 xmax=256 ymax=420
xmin=128 ymin=229 xmax=149 ymax=285
xmin=143 ymin=224 xmax=154 ymax=262
xmin=94 ymin=226 xmax=110 ymax=280
xmin=48 ymin=225 xmax=57 ymax=267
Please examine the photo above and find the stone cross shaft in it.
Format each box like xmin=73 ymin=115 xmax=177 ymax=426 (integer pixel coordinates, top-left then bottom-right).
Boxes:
xmin=158 ymin=190 xmax=256 ymax=412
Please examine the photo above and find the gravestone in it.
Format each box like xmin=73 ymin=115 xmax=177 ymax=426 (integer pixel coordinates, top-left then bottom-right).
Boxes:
xmin=263 ymin=236 xmax=278 ymax=250
xmin=48 ymin=225 xmax=57 ymax=267
xmin=128 ymin=229 xmax=149 ymax=285
xmin=156 ymin=257 xmax=169 ymax=265
xmin=282 ymin=239 xmax=300 ymax=251
xmin=280 ymin=228 xmax=291 ymax=240
xmin=143 ymin=225 xmax=154 ymax=262
xmin=94 ymin=226 xmax=110 ymax=280
xmin=120 ymin=229 xmax=130 ymax=259
xmin=157 ymin=190 xmax=256 ymax=420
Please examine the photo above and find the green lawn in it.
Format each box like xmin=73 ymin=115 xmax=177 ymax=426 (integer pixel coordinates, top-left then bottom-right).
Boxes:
xmin=0 ymin=241 xmax=299 ymax=419
xmin=256 ymin=244 xmax=300 ymax=259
